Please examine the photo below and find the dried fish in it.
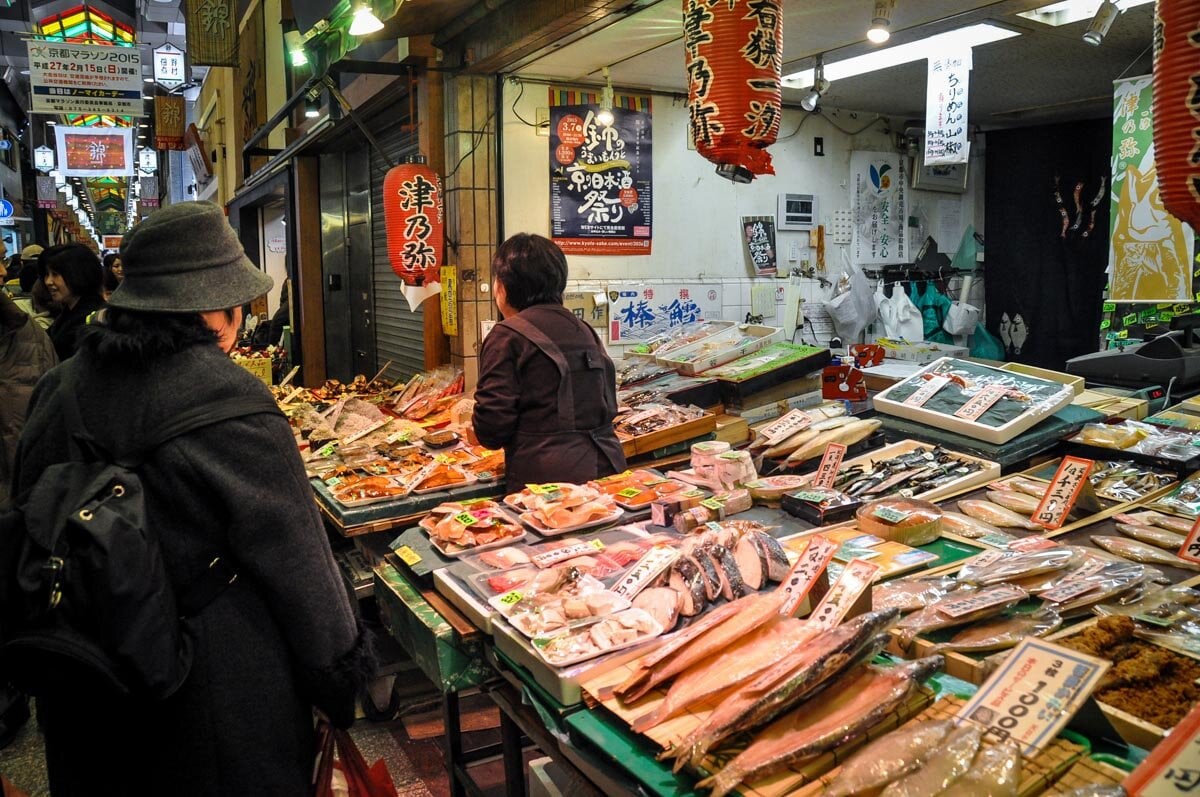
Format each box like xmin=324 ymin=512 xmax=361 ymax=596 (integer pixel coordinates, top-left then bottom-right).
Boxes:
xmin=1115 ymin=521 xmax=1186 ymax=551
xmin=940 ymin=511 xmax=1007 ymax=540
xmin=958 ymin=547 xmax=1079 ymax=586
xmin=822 ymin=720 xmax=955 ymax=797
xmin=933 ymin=609 xmax=1061 ymax=653
xmin=896 ymin=585 xmax=1028 ymax=645
xmin=880 ymin=722 xmax=982 ymax=797
xmin=1003 ymin=476 xmax=1050 ymax=499
xmin=957 ymin=499 xmax=1041 ymax=530
xmin=986 ymin=489 xmax=1042 ymax=515
xmin=1118 ymin=510 xmax=1193 ymax=535
xmin=1091 ymin=536 xmax=1200 ymax=572
xmin=872 ymin=576 xmax=963 ymax=613
xmin=957 ymin=741 xmax=1021 ymax=797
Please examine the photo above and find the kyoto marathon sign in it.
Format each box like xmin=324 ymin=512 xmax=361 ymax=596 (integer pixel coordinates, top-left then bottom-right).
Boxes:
xmin=549 ymin=91 xmax=652 ymax=255
xmin=608 ymin=282 xmax=723 ymax=343
xmin=28 ymin=42 xmax=144 ymax=117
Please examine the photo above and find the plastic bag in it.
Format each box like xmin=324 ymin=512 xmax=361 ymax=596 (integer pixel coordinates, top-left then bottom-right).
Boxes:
xmin=969 ymin=323 xmax=1005 ymax=360
xmin=828 ymin=263 xmax=877 ymax=342
xmin=313 ymin=721 xmax=396 ymax=797
xmin=875 ymin=283 xmax=923 ymax=341
xmin=944 ymin=301 xmax=981 ymax=336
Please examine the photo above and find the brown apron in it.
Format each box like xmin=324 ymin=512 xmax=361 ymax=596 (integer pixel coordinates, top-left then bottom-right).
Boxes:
xmin=502 ymin=310 xmax=626 ymax=488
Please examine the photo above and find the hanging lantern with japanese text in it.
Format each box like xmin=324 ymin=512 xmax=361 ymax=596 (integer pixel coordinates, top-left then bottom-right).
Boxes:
xmin=382 ymin=161 xmax=445 ymax=310
xmin=683 ymin=0 xmax=783 ymax=182
xmin=1152 ymin=0 xmax=1200 ymax=229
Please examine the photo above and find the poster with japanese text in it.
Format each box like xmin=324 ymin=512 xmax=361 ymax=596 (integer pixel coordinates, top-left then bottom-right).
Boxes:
xmin=27 ymin=41 xmax=144 ymax=117
xmin=550 ymin=89 xmax=652 ymax=255
xmin=1109 ymin=75 xmax=1193 ymax=303
xmin=608 ymin=283 xmax=722 ymax=342
xmin=850 ymin=151 xmax=909 ymax=266
xmin=742 ymin=216 xmax=777 ymax=275
xmin=924 ymin=50 xmax=970 ymax=166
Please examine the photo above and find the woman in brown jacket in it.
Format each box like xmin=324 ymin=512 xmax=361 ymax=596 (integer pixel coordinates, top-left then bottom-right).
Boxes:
xmin=472 ymin=233 xmax=625 ymax=489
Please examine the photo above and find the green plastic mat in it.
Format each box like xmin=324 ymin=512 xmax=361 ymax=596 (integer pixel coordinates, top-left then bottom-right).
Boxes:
xmin=565 ymin=706 xmax=699 ymax=797
xmin=917 ymin=536 xmax=983 ymax=567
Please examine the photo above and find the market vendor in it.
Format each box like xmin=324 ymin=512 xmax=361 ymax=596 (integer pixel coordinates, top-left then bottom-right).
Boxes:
xmin=472 ymin=232 xmax=625 ymax=488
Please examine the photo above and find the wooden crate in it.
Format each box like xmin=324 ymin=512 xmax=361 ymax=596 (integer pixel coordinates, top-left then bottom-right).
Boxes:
xmin=619 ymin=412 xmax=718 ymax=458
xmin=831 ymin=438 xmax=1001 ymax=504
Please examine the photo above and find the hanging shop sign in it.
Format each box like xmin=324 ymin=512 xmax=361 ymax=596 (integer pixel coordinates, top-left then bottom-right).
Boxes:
xmin=138 ymin=147 xmax=158 ymax=174
xmin=186 ymin=0 xmax=237 ymax=67
xmin=549 ymin=90 xmax=652 ymax=255
xmin=1152 ymin=0 xmax=1200 ymax=231
xmin=153 ymin=42 xmax=186 ymax=90
xmin=140 ymin=176 xmax=159 ymax=208
xmin=742 ymin=215 xmax=777 ymax=276
xmin=27 ymin=41 xmax=144 ymax=117
xmin=36 ymin=175 xmax=56 ymax=209
xmin=34 ymin=146 xmax=54 ymax=173
xmin=185 ymin=124 xmax=213 ymax=181
xmin=102 ymin=234 xmax=122 ymax=249
xmin=382 ymin=162 xmax=444 ymax=311
xmin=924 ymin=49 xmax=970 ymax=166
xmin=155 ymin=95 xmax=186 ymax=151
xmin=682 ymin=0 xmax=782 ymax=180
xmin=55 ymin=126 xmax=134 ymax=178
xmin=607 ymin=282 xmax=723 ymax=343
xmin=440 ymin=266 xmax=458 ymax=336
xmin=1111 ymin=75 xmax=1193 ymax=302
xmin=850 ymin=150 xmax=910 ymax=266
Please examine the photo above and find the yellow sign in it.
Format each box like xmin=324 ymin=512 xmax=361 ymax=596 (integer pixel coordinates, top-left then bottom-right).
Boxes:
xmin=234 ymin=357 xmax=272 ymax=385
xmin=440 ymin=266 xmax=458 ymax=336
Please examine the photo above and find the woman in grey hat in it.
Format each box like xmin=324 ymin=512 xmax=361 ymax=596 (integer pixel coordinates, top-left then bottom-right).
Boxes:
xmin=12 ymin=202 xmax=372 ymax=796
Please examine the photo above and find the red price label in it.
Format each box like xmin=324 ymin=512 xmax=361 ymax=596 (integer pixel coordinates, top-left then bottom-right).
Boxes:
xmin=777 ymin=535 xmax=838 ymax=617
xmin=954 ymin=385 xmax=1007 ymax=420
xmin=618 ymin=187 xmax=639 ymax=207
xmin=811 ymin=443 xmax=847 ymax=489
xmin=904 ymin=375 xmax=951 ymax=407
xmin=554 ymin=143 xmax=576 ymax=165
xmin=1031 ymin=456 xmax=1093 ymax=531
xmin=1177 ymin=516 xmax=1200 ymax=564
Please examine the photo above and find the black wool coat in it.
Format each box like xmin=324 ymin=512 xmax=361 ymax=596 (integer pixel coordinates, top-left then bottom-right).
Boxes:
xmin=11 ymin=321 xmax=370 ymax=797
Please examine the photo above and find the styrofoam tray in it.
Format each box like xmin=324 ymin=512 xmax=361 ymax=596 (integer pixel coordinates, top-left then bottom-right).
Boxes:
xmin=530 ymin=608 xmax=663 ymax=668
xmin=413 ymin=470 xmax=478 ymax=495
xmin=519 ymin=508 xmax=624 ymax=536
xmin=432 ymin=568 xmax=496 ymax=634
xmin=657 ymin=324 xmax=783 ymax=376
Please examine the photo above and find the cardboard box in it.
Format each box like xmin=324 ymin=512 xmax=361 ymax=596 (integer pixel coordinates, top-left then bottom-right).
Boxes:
xmin=876 ymin=338 xmax=969 ymax=364
xmin=726 ymin=390 xmax=826 ymax=423
xmin=999 ymin=362 xmax=1085 ymax=396
xmin=657 ymin=324 xmax=783 ymax=375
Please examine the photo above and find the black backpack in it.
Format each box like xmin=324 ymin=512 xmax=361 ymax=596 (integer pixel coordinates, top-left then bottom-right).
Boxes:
xmin=0 ymin=372 xmax=282 ymax=700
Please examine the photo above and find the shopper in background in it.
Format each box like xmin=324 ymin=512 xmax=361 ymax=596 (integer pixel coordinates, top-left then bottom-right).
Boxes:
xmin=5 ymin=247 xmax=46 ymax=324
xmin=41 ymin=244 xmax=105 ymax=361
xmin=101 ymin=252 xmax=122 ymax=300
xmin=473 ymin=232 xmax=625 ymax=489
xmin=11 ymin=202 xmax=371 ymax=796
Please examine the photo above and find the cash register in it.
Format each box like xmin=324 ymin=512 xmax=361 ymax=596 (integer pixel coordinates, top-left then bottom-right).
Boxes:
xmin=1066 ymin=313 xmax=1200 ymax=397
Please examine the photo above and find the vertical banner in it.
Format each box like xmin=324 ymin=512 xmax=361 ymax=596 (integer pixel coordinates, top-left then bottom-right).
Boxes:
xmin=235 ymin=0 xmax=267 ymax=177
xmin=850 ymin=151 xmax=910 ymax=266
xmin=155 ymin=96 xmax=186 ymax=151
xmin=549 ymin=89 xmax=652 ymax=255
xmin=140 ymin=176 xmax=160 ymax=208
xmin=742 ymin=216 xmax=777 ymax=275
xmin=924 ymin=50 xmax=971 ymax=166
xmin=439 ymin=266 xmax=458 ymax=336
xmin=1109 ymin=75 xmax=1194 ymax=302
xmin=36 ymin=175 xmax=57 ymax=209
xmin=186 ymin=0 xmax=238 ymax=67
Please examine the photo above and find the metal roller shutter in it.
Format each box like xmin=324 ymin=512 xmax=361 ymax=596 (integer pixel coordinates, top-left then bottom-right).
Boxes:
xmin=367 ymin=107 xmax=424 ymax=383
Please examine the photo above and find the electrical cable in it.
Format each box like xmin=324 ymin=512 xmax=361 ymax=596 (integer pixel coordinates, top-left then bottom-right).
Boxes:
xmin=777 ymin=110 xmax=813 ymax=141
xmin=816 ymin=111 xmax=888 ymax=137
xmin=1116 ymin=43 xmax=1153 ymax=80
xmin=507 ymin=77 xmax=539 ymax=127
xmin=443 ymin=110 xmax=496 ymax=182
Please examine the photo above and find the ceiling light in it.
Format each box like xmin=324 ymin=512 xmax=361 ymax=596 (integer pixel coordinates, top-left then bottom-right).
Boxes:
xmin=143 ymin=77 xmax=154 ymax=83
xmin=1082 ymin=0 xmax=1119 ymax=45
xmin=784 ymin=23 xmax=1020 ymax=85
xmin=868 ymin=0 xmax=895 ymax=43
xmin=1018 ymin=0 xmax=1151 ymax=26
xmin=596 ymin=66 xmax=615 ymax=127
xmin=349 ymin=3 xmax=384 ymax=36
xmin=801 ymin=54 xmax=829 ymax=112
xmin=46 ymin=120 xmax=56 ymax=126
xmin=19 ymin=69 xmax=28 ymax=75
xmin=283 ymin=19 xmax=309 ymax=67
xmin=305 ymin=97 xmax=319 ymax=118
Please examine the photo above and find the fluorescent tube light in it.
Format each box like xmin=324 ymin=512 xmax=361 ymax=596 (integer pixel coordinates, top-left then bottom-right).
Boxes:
xmin=784 ymin=23 xmax=1020 ymax=86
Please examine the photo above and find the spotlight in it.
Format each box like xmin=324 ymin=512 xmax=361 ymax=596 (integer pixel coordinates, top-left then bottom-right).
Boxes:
xmin=801 ymin=54 xmax=829 ymax=112
xmin=349 ymin=3 xmax=384 ymax=36
xmin=305 ymin=97 xmax=320 ymax=118
xmin=283 ymin=19 xmax=309 ymax=66
xmin=596 ymin=66 xmax=615 ymax=127
xmin=868 ymin=0 xmax=895 ymax=43
xmin=1083 ymin=0 xmax=1119 ymax=46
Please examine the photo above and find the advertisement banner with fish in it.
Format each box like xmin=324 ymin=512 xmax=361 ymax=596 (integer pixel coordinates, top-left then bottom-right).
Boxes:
xmin=550 ymin=89 xmax=652 ymax=256
xmin=1109 ymin=75 xmax=1194 ymax=303
xmin=851 ymin=151 xmax=910 ymax=266
xmin=608 ymin=282 xmax=723 ymax=343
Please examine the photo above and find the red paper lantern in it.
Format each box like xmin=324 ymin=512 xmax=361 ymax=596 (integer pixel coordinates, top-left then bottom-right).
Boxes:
xmin=382 ymin=162 xmax=443 ymax=286
xmin=683 ymin=0 xmax=783 ymax=182
xmin=1152 ymin=0 xmax=1200 ymax=229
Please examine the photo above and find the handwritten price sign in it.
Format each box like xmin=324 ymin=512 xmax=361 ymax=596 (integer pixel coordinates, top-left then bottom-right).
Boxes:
xmin=1032 ymin=456 xmax=1094 ymax=531
xmin=1126 ymin=701 xmax=1200 ymax=796
xmin=812 ymin=443 xmax=847 ymax=489
xmin=1179 ymin=516 xmax=1200 ymax=565
xmin=810 ymin=558 xmax=881 ymax=628
xmin=778 ymin=535 xmax=838 ymax=617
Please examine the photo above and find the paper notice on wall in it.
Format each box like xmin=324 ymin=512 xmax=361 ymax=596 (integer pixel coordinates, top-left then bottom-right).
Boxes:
xmin=607 ymin=282 xmax=723 ymax=342
xmin=925 ymin=49 xmax=971 ymax=166
xmin=850 ymin=151 xmax=910 ymax=266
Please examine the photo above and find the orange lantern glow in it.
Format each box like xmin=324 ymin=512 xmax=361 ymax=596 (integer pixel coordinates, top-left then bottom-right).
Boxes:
xmin=1152 ymin=0 xmax=1200 ymax=229
xmin=683 ymin=0 xmax=783 ymax=182
xmin=382 ymin=162 xmax=443 ymax=286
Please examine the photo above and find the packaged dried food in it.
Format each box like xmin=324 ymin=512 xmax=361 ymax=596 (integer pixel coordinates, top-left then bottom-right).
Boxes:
xmin=857 ymin=498 xmax=943 ymax=546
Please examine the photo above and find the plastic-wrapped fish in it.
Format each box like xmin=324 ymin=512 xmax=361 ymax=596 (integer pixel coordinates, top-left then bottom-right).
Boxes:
xmin=1091 ymin=536 xmax=1200 ymax=571
xmin=896 ymin=585 xmax=1028 ymax=645
xmin=941 ymin=511 xmax=1007 ymax=540
xmin=957 ymin=499 xmax=1041 ymax=530
xmin=958 ymin=547 xmax=1079 ymax=586
xmin=933 ymin=609 xmax=1061 ymax=653
xmin=822 ymin=720 xmax=955 ymax=797
xmin=880 ymin=722 xmax=982 ymax=797
xmin=1003 ymin=476 xmax=1050 ymax=499
xmin=1117 ymin=510 xmax=1193 ymax=535
xmin=986 ymin=489 xmax=1041 ymax=515
xmin=955 ymin=740 xmax=1021 ymax=797
xmin=872 ymin=576 xmax=963 ymax=613
xmin=1115 ymin=521 xmax=1186 ymax=551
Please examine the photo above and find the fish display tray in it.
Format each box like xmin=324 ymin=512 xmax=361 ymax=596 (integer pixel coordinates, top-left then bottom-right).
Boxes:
xmin=519 ymin=508 xmax=625 ymax=537
xmin=874 ymin=358 xmax=1075 ymax=445
xmin=620 ymin=413 xmax=718 ymax=458
xmin=432 ymin=568 xmax=497 ymax=634
xmin=710 ymin=344 xmax=833 ymax=406
xmin=418 ymin=506 xmax=525 ymax=557
xmin=823 ymin=439 xmax=1000 ymax=504
xmin=1061 ymin=437 xmax=1200 ymax=479
xmin=778 ymin=525 xmax=941 ymax=582
xmin=657 ymin=324 xmax=783 ymax=376
xmin=630 ymin=320 xmax=736 ymax=363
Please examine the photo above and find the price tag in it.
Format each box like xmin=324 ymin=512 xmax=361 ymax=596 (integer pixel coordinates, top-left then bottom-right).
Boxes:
xmin=937 ymin=584 xmax=1027 ymax=618
xmin=833 ymin=546 xmax=879 ymax=564
xmin=386 ymin=430 xmax=412 ymax=444
xmin=705 ymin=521 xmax=724 ymax=533
xmin=777 ymin=535 xmax=839 ymax=617
xmin=317 ymin=443 xmax=337 ymax=458
xmin=957 ymin=637 xmax=1109 ymax=756
xmin=809 ymin=558 xmax=882 ymax=628
xmin=700 ymin=498 xmax=725 ymax=511
xmin=589 ymin=539 xmax=606 ymax=551
xmin=759 ymin=409 xmax=812 ymax=444
xmin=281 ymin=386 xmax=306 ymax=404
xmin=394 ymin=545 xmax=422 ymax=566
xmin=498 ymin=590 xmax=524 ymax=607
xmin=453 ymin=511 xmax=477 ymax=526
xmin=531 ymin=542 xmax=595 ymax=568
xmin=812 ymin=443 xmax=847 ymax=489
xmin=681 ymin=489 xmax=706 ymax=498
xmin=791 ymin=490 xmax=834 ymax=503
xmin=1038 ymin=580 xmax=1100 ymax=605
xmin=435 ymin=454 xmax=457 ymax=466
xmin=1178 ymin=516 xmax=1200 ymax=564
xmin=976 ymin=531 xmax=1018 ymax=549
xmin=526 ymin=483 xmax=562 ymax=495
xmin=324 ymin=476 xmax=343 ymax=488
xmin=611 ymin=546 xmax=680 ymax=600
xmin=1031 ymin=456 xmax=1094 ymax=531
xmin=1008 ymin=536 xmax=1062 ymax=552
xmin=873 ymin=506 xmax=911 ymax=524
xmin=343 ymin=417 xmax=392 ymax=444
xmin=1126 ymin=702 xmax=1200 ymax=796
xmin=903 ymin=375 xmax=951 ymax=407
xmin=954 ymin=385 xmax=1008 ymax=421
xmin=617 ymin=487 xmax=643 ymax=499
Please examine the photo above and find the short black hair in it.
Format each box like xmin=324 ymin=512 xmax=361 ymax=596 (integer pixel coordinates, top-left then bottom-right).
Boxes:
xmin=18 ymin=261 xmax=38 ymax=293
xmin=102 ymin=252 xmax=119 ymax=270
xmin=492 ymin=233 xmax=567 ymax=311
xmin=42 ymin=244 xmax=103 ymax=299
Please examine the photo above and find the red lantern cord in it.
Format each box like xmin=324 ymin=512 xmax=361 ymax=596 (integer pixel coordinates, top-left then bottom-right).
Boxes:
xmin=382 ymin=163 xmax=444 ymax=286
xmin=1151 ymin=0 xmax=1200 ymax=229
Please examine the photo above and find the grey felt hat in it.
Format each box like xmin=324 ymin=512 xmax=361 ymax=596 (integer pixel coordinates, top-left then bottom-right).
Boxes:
xmin=107 ymin=201 xmax=274 ymax=313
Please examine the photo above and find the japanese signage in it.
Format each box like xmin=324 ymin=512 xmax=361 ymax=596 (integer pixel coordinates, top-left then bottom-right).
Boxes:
xmin=1032 ymin=456 xmax=1093 ymax=531
xmin=607 ymin=282 xmax=723 ymax=343
xmin=563 ymin=291 xmax=608 ymax=330
xmin=138 ymin=148 xmax=158 ymax=174
xmin=55 ymin=127 xmax=133 ymax=178
xmin=809 ymin=558 xmax=880 ymax=628
xmin=924 ymin=49 xmax=970 ymax=166
xmin=153 ymin=43 xmax=186 ymax=90
xmin=811 ymin=443 xmax=846 ymax=489
xmin=102 ymin=235 xmax=122 ymax=249
xmin=140 ymin=176 xmax=159 ymax=209
xmin=850 ymin=150 xmax=910 ymax=266
xmin=439 ymin=265 xmax=458 ymax=336
xmin=778 ymin=535 xmax=838 ymax=617
xmin=34 ymin=146 xmax=54 ymax=172
xmin=1176 ymin=516 xmax=1200 ymax=564
xmin=759 ymin=409 xmax=811 ymax=445
xmin=549 ymin=90 xmax=652 ymax=255
xmin=155 ymin=96 xmax=186 ymax=150
xmin=1110 ymin=75 xmax=1193 ymax=302
xmin=957 ymin=637 xmax=1109 ymax=756
xmin=1125 ymin=700 xmax=1200 ymax=796
xmin=954 ymin=384 xmax=1006 ymax=420
xmin=742 ymin=215 xmax=777 ymax=275
xmin=186 ymin=0 xmax=237 ymax=67
xmin=937 ymin=584 xmax=1026 ymax=618
xmin=903 ymin=375 xmax=950 ymax=407
xmin=382 ymin=162 xmax=444 ymax=311
xmin=36 ymin=175 xmax=57 ymax=209
xmin=28 ymin=42 xmax=144 ymax=117
xmin=611 ymin=546 xmax=680 ymax=600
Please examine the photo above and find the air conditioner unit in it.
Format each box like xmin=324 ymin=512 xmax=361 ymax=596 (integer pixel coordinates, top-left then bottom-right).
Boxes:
xmin=778 ymin=193 xmax=817 ymax=231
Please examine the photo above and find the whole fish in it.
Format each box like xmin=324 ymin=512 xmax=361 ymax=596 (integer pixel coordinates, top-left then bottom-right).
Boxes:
xmin=1057 ymin=787 xmax=1127 ymax=797
xmin=957 ymin=499 xmax=1041 ymax=530
xmin=1115 ymin=521 xmax=1186 ymax=551
xmin=933 ymin=609 xmax=1061 ymax=653
xmin=1039 ymin=563 xmax=1149 ymax=616
xmin=880 ymin=722 xmax=982 ymax=797
xmin=956 ymin=740 xmax=1021 ymax=797
xmin=666 ymin=609 xmax=900 ymax=773
xmin=630 ymin=618 xmax=820 ymax=732
xmin=896 ymin=585 xmax=1028 ymax=646
xmin=822 ymin=720 xmax=955 ymax=797
xmin=786 ymin=419 xmax=883 ymax=466
xmin=940 ymin=511 xmax=1007 ymax=540
xmin=695 ymin=656 xmax=944 ymax=797
xmin=1118 ymin=510 xmax=1193 ymax=535
xmin=872 ymin=576 xmax=962 ymax=613
xmin=1003 ymin=476 xmax=1050 ymax=499
xmin=986 ymin=489 xmax=1041 ymax=515
xmin=959 ymin=547 xmax=1078 ymax=586
xmin=1091 ymin=536 xmax=1200 ymax=572
xmin=764 ymin=416 xmax=855 ymax=460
